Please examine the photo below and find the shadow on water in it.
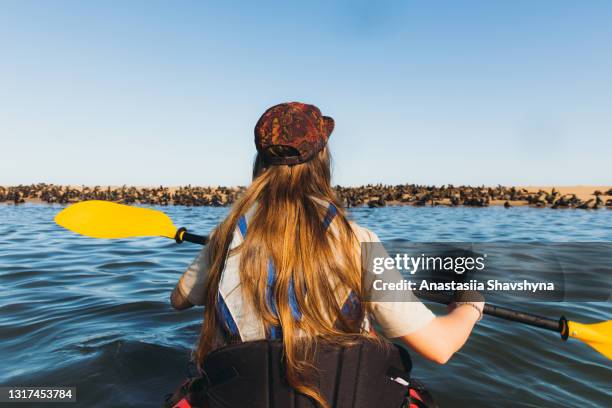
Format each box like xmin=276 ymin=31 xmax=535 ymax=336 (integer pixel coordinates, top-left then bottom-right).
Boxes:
xmin=4 ymin=341 xmax=190 ymax=408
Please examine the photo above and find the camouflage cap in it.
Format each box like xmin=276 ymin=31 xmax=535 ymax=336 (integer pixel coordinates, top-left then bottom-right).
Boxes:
xmin=254 ymin=102 xmax=334 ymax=165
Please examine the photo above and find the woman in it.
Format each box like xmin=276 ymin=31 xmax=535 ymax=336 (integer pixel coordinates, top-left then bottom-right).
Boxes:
xmin=169 ymin=102 xmax=484 ymax=407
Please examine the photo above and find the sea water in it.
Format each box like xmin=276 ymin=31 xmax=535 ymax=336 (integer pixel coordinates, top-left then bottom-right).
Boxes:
xmin=0 ymin=204 xmax=610 ymax=407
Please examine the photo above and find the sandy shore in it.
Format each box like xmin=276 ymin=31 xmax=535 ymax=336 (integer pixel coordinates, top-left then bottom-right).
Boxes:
xmin=519 ymin=186 xmax=610 ymax=202
xmin=481 ymin=185 xmax=612 ymax=207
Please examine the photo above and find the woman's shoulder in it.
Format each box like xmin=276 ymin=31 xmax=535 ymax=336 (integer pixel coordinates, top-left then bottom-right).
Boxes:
xmin=348 ymin=221 xmax=381 ymax=243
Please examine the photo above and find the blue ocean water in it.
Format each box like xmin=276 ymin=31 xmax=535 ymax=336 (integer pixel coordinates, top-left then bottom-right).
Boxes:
xmin=0 ymin=204 xmax=610 ymax=407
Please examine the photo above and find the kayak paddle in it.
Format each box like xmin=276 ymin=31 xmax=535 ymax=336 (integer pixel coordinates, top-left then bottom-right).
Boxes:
xmin=54 ymin=201 xmax=610 ymax=360
xmin=54 ymin=200 xmax=208 ymax=244
xmin=417 ymin=291 xmax=611 ymax=360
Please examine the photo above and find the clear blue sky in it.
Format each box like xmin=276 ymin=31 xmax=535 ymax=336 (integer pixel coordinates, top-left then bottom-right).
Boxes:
xmin=1 ymin=1 xmax=611 ymax=186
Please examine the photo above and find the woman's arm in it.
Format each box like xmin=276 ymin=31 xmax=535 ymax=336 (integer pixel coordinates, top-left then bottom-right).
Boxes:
xmin=170 ymin=246 xmax=210 ymax=310
xmin=170 ymin=284 xmax=194 ymax=310
xmin=359 ymin=228 xmax=483 ymax=363
xmin=397 ymin=303 xmax=481 ymax=364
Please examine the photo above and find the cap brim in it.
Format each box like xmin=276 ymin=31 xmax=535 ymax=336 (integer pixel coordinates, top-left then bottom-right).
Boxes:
xmin=323 ymin=116 xmax=335 ymax=139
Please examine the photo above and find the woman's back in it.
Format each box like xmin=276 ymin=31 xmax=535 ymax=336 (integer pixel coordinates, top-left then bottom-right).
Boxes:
xmin=170 ymin=102 xmax=482 ymax=408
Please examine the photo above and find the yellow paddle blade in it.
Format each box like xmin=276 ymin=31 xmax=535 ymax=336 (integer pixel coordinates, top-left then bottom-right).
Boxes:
xmin=54 ymin=200 xmax=178 ymax=240
xmin=567 ymin=320 xmax=612 ymax=360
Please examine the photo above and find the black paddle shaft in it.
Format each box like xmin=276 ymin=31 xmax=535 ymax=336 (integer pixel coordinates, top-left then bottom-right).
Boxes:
xmin=416 ymin=291 xmax=568 ymax=339
xmin=174 ymin=227 xmax=209 ymax=245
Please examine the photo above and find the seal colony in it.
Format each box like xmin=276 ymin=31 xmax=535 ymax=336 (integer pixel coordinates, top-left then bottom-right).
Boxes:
xmin=1 ymin=184 xmax=611 ymax=209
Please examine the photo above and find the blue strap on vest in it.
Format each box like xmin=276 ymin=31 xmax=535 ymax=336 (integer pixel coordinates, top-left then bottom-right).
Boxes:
xmin=266 ymin=258 xmax=282 ymax=339
xmin=322 ymin=203 xmax=337 ymax=230
xmin=237 ymin=216 xmax=248 ymax=238
xmin=341 ymin=291 xmax=361 ymax=321
xmin=217 ymin=293 xmax=240 ymax=338
xmin=217 ymin=203 xmax=359 ymax=341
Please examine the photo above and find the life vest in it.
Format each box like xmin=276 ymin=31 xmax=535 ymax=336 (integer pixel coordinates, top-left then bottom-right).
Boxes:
xmin=163 ymin=338 xmax=436 ymax=408
xmin=215 ymin=202 xmax=363 ymax=344
xmin=164 ymin=203 xmax=436 ymax=407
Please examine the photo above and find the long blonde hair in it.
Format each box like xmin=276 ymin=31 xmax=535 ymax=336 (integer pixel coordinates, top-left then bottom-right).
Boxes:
xmin=197 ymin=147 xmax=367 ymax=407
